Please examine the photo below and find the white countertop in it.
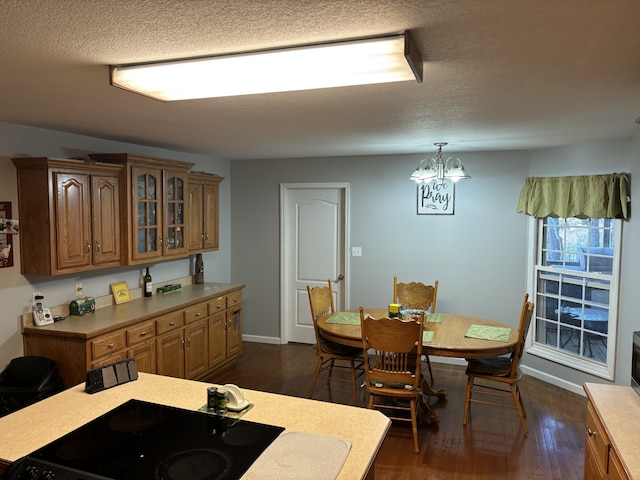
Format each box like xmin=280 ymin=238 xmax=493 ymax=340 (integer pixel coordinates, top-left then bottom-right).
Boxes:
xmin=0 ymin=373 xmax=390 ymax=479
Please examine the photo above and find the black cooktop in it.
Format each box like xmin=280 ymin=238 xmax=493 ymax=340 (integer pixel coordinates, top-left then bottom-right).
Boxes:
xmin=3 ymin=399 xmax=284 ymax=480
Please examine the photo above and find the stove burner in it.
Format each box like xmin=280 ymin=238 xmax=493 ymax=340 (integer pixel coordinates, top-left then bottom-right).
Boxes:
xmin=222 ymin=424 xmax=262 ymax=447
xmin=155 ymin=448 xmax=233 ymax=480
xmin=108 ymin=406 xmax=165 ymax=433
xmin=55 ymin=437 xmax=109 ymax=461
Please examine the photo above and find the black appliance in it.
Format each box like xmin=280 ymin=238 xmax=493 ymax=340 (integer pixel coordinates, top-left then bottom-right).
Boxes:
xmin=2 ymin=399 xmax=284 ymax=480
xmin=0 ymin=356 xmax=64 ymax=418
xmin=632 ymin=331 xmax=640 ymax=396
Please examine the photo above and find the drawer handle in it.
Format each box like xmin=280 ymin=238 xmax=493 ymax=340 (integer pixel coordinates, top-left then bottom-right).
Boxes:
xmin=169 ymin=321 xmax=175 ymax=326
xmin=196 ymin=312 xmax=201 ymax=317
xmin=587 ymin=428 xmax=596 ymax=437
xmin=217 ymin=305 xmax=222 ymax=310
xmin=140 ymin=331 xmax=147 ymax=337
xmin=108 ymin=343 xmax=114 ymax=349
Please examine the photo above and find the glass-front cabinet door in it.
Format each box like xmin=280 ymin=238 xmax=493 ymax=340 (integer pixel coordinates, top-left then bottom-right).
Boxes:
xmin=163 ymin=171 xmax=188 ymax=257
xmin=133 ymin=166 xmax=162 ymax=261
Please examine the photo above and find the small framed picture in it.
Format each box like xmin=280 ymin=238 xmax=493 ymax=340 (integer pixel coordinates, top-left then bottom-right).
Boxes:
xmin=417 ymin=179 xmax=455 ymax=215
xmin=110 ymin=281 xmax=131 ymax=304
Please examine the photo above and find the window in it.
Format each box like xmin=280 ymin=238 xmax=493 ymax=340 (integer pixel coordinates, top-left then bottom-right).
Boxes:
xmin=530 ymin=216 xmax=621 ymax=380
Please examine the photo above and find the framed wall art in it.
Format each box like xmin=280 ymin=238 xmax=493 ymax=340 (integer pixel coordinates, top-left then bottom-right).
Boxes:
xmin=417 ymin=179 xmax=455 ymax=215
xmin=110 ymin=281 xmax=131 ymax=304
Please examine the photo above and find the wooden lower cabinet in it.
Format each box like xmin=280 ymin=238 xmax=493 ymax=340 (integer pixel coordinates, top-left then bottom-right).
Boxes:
xmin=584 ymin=401 xmax=630 ymax=480
xmin=127 ymin=341 xmax=156 ymax=374
xmin=208 ymin=290 xmax=243 ymax=371
xmin=185 ymin=318 xmax=208 ymax=378
xmin=156 ymin=330 xmax=185 ymax=378
xmin=22 ymin=285 xmax=244 ymax=388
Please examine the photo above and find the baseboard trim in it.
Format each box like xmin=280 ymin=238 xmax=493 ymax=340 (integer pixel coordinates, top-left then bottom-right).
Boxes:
xmin=428 ymin=356 xmax=585 ymax=397
xmin=242 ymin=335 xmax=283 ymax=345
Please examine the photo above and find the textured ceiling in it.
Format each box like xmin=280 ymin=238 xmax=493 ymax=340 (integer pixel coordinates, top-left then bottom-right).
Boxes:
xmin=1 ymin=0 xmax=639 ymax=160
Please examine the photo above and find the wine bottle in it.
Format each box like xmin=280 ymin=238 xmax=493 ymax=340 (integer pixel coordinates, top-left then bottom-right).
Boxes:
xmin=144 ymin=267 xmax=153 ymax=297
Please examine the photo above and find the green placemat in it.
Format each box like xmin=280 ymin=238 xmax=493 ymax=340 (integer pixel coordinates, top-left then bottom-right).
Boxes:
xmin=423 ymin=330 xmax=434 ymax=343
xmin=325 ymin=312 xmax=362 ymax=325
xmin=426 ymin=313 xmax=444 ymax=323
xmin=465 ymin=324 xmax=511 ymax=343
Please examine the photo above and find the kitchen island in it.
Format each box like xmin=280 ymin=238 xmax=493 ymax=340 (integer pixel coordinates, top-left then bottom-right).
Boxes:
xmin=0 ymin=373 xmax=391 ymax=479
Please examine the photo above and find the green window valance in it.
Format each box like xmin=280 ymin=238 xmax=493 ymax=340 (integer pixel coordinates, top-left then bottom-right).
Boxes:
xmin=517 ymin=173 xmax=630 ymax=220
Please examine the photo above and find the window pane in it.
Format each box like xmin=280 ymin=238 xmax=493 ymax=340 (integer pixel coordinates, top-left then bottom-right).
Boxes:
xmin=534 ymin=217 xmax=616 ymax=367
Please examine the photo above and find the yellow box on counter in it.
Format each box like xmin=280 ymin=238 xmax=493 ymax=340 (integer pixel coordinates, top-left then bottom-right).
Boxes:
xmin=70 ymin=297 xmax=95 ymax=316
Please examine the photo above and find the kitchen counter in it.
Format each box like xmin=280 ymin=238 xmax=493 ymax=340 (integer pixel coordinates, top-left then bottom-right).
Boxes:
xmin=584 ymin=382 xmax=640 ymax=479
xmin=22 ymin=282 xmax=245 ymax=339
xmin=0 ymin=373 xmax=391 ymax=479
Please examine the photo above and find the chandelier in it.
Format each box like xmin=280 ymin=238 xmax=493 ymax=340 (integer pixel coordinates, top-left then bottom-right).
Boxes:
xmin=410 ymin=142 xmax=471 ymax=185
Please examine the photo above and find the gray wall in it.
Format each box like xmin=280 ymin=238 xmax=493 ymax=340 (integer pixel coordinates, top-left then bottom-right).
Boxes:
xmin=230 ymin=137 xmax=639 ymax=394
xmin=231 ymin=151 xmax=529 ymax=337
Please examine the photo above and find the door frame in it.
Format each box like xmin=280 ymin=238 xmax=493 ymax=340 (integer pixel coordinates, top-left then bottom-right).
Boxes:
xmin=279 ymin=183 xmax=350 ymax=344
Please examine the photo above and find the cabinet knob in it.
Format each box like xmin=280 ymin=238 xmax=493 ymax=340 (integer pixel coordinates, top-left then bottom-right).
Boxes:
xmin=108 ymin=343 xmax=114 ymax=349
xmin=217 ymin=305 xmax=222 ymax=310
xmin=187 ymin=337 xmax=191 ymax=348
xmin=587 ymin=428 xmax=596 ymax=437
xmin=205 ymin=233 xmax=209 ymax=240
xmin=196 ymin=312 xmax=201 ymax=317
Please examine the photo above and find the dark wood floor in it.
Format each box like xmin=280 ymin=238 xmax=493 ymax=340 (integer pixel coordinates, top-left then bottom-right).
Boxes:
xmin=208 ymin=342 xmax=587 ymax=480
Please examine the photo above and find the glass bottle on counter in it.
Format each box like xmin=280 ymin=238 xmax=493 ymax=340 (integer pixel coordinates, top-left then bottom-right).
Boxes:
xmin=144 ymin=267 xmax=153 ymax=297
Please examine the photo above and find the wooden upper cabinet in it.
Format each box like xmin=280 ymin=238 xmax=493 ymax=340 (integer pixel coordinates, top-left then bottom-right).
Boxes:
xmin=12 ymin=157 xmax=123 ymax=275
xmin=54 ymin=172 xmax=92 ymax=271
xmin=92 ymin=175 xmax=121 ymax=265
xmin=163 ymin=169 xmax=189 ymax=258
xmin=131 ymin=165 xmax=162 ymax=261
xmin=89 ymin=153 xmax=194 ymax=264
xmin=188 ymin=172 xmax=224 ymax=252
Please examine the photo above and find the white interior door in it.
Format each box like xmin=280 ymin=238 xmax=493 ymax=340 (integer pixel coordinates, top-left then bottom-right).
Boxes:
xmin=280 ymin=183 xmax=348 ymax=344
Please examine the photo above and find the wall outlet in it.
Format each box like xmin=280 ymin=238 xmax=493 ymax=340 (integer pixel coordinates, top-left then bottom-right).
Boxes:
xmin=352 ymin=247 xmax=362 ymax=257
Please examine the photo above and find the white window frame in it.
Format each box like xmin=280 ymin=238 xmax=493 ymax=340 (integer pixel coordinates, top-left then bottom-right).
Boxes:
xmin=526 ymin=216 xmax=622 ymax=380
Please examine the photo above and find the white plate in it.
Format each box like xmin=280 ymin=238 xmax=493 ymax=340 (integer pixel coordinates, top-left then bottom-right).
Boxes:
xmin=223 ymin=383 xmax=245 ymax=409
xmin=227 ymin=398 xmax=251 ymax=412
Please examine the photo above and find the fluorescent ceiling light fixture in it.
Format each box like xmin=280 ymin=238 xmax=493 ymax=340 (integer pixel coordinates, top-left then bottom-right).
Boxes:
xmin=110 ymin=31 xmax=422 ymax=101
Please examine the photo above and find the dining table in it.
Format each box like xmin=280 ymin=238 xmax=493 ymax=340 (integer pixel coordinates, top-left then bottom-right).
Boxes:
xmin=318 ymin=308 xmax=519 ymax=422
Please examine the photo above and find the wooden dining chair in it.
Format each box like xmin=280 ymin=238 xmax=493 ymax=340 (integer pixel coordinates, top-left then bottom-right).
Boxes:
xmin=463 ymin=294 xmax=535 ymax=434
xmin=307 ymin=280 xmax=364 ymax=406
xmin=359 ymin=306 xmax=425 ymax=453
xmin=393 ymin=276 xmax=439 ymax=385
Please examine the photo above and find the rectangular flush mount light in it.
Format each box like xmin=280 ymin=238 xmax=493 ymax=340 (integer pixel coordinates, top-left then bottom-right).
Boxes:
xmin=110 ymin=31 xmax=422 ymax=101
